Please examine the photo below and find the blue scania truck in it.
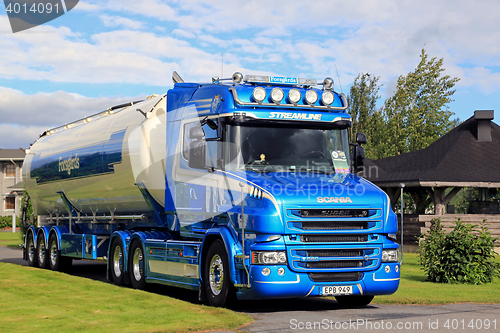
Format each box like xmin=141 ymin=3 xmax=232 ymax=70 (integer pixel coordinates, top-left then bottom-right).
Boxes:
xmin=22 ymin=72 xmax=400 ymax=307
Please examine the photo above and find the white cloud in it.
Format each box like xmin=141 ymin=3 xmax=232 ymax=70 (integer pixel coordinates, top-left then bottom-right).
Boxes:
xmin=0 ymin=86 xmax=137 ymax=148
xmin=99 ymin=15 xmax=145 ymax=30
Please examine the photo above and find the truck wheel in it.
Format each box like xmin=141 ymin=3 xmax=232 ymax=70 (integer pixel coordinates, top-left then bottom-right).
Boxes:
xmin=110 ymin=238 xmax=125 ymax=285
xmin=335 ymin=295 xmax=374 ymax=307
xmin=26 ymin=232 xmax=37 ymax=267
xmin=48 ymin=233 xmax=72 ymax=271
xmin=129 ymin=241 xmax=146 ymax=290
xmin=204 ymin=240 xmax=234 ymax=307
xmin=37 ymin=234 xmax=48 ymax=268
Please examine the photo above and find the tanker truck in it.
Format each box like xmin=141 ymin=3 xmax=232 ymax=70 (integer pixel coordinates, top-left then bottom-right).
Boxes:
xmin=21 ymin=72 xmax=400 ymax=307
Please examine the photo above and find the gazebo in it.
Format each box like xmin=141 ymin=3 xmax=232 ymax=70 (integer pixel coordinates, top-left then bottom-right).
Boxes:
xmin=363 ymin=110 xmax=500 ymax=247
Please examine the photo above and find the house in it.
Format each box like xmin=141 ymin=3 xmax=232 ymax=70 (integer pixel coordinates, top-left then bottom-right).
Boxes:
xmin=0 ymin=148 xmax=26 ymax=217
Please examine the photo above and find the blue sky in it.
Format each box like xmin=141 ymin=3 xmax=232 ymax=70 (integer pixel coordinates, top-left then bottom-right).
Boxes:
xmin=1 ymin=0 xmax=499 ymax=148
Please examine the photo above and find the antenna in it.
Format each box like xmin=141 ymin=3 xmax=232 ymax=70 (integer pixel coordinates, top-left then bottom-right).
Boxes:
xmin=335 ymin=64 xmax=343 ymax=94
xmin=221 ymin=52 xmax=224 ymax=79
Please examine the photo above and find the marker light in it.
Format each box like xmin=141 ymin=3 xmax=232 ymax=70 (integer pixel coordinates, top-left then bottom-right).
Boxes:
xmin=305 ymin=89 xmax=318 ymax=105
xmin=252 ymin=86 xmax=266 ymax=103
xmin=321 ymin=91 xmax=335 ymax=106
xmin=288 ymin=89 xmax=301 ymax=104
xmin=232 ymin=72 xmax=243 ymax=84
xmin=270 ymin=87 xmax=284 ymax=103
xmin=323 ymin=77 xmax=334 ymax=90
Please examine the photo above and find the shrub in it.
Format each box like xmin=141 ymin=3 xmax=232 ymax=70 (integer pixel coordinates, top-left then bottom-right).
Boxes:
xmin=0 ymin=216 xmax=13 ymax=229
xmin=418 ymin=218 xmax=500 ymax=284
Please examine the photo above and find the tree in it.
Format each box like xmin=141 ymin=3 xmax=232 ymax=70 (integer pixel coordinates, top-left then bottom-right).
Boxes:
xmin=347 ymin=73 xmax=385 ymax=159
xmin=379 ymin=48 xmax=460 ymax=158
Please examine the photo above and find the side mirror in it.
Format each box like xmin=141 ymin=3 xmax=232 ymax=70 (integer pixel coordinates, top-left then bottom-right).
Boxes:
xmin=352 ymin=132 xmax=366 ymax=173
xmin=355 ymin=132 xmax=367 ymax=144
xmin=189 ymin=125 xmax=205 ymax=140
xmin=189 ymin=140 xmax=206 ymax=169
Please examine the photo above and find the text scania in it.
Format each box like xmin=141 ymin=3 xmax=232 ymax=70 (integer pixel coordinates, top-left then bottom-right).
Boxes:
xmin=59 ymin=155 xmax=80 ymax=175
xmin=269 ymin=112 xmax=321 ymax=120
xmin=317 ymin=197 xmax=353 ymax=203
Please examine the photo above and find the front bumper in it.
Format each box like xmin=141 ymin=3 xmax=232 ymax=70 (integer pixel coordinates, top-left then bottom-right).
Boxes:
xmin=236 ymin=260 xmax=400 ymax=300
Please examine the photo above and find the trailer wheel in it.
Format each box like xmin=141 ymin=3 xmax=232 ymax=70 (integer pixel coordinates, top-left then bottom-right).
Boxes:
xmin=129 ymin=241 xmax=146 ymax=290
xmin=26 ymin=232 xmax=37 ymax=267
xmin=37 ymin=234 xmax=48 ymax=268
xmin=110 ymin=238 xmax=125 ymax=285
xmin=204 ymin=240 xmax=234 ymax=307
xmin=48 ymin=233 xmax=72 ymax=271
xmin=335 ymin=295 xmax=374 ymax=307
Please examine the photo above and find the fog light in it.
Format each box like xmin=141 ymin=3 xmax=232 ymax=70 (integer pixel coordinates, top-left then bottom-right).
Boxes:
xmin=277 ymin=267 xmax=285 ymax=276
xmin=395 ymin=265 xmax=399 ymax=273
xmin=252 ymin=87 xmax=266 ymax=103
xmin=305 ymin=89 xmax=318 ymax=105
xmin=288 ymin=89 xmax=301 ymax=104
xmin=385 ymin=265 xmax=391 ymax=273
xmin=270 ymin=87 xmax=284 ymax=103
xmin=262 ymin=267 xmax=271 ymax=276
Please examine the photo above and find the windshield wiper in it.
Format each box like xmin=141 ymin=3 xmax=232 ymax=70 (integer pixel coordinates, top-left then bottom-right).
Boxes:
xmin=245 ymin=166 xmax=271 ymax=173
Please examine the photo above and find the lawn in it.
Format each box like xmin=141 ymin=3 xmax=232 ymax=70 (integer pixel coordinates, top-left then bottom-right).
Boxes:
xmin=0 ymin=262 xmax=252 ymax=333
xmin=0 ymin=231 xmax=23 ymax=249
xmin=374 ymin=253 xmax=500 ymax=304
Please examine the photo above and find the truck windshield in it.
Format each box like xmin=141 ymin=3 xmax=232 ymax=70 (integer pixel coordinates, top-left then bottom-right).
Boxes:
xmin=224 ymin=124 xmax=351 ymax=174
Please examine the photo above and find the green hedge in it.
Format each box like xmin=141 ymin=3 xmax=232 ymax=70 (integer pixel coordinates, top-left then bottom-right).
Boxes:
xmin=419 ymin=218 xmax=500 ymax=284
xmin=0 ymin=216 xmax=13 ymax=229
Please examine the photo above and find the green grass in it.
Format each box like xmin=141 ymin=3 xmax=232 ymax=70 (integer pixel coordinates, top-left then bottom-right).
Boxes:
xmin=0 ymin=231 xmax=23 ymax=249
xmin=0 ymin=263 xmax=252 ymax=333
xmin=374 ymin=253 xmax=500 ymax=304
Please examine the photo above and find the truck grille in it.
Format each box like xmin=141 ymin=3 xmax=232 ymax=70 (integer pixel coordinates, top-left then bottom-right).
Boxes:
xmin=300 ymin=235 xmax=368 ymax=243
xmin=301 ymin=221 xmax=368 ymax=230
xmin=300 ymin=209 xmax=370 ymax=218
xmin=306 ymin=260 xmax=364 ymax=269
xmin=306 ymin=249 xmax=363 ymax=257
xmin=308 ymin=272 xmax=363 ymax=282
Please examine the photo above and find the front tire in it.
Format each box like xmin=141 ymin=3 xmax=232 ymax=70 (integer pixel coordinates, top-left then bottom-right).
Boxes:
xmin=26 ymin=232 xmax=37 ymax=267
xmin=129 ymin=241 xmax=146 ymax=290
xmin=110 ymin=238 xmax=125 ymax=286
xmin=335 ymin=295 xmax=374 ymax=307
xmin=204 ymin=240 xmax=234 ymax=307
xmin=36 ymin=233 xmax=48 ymax=268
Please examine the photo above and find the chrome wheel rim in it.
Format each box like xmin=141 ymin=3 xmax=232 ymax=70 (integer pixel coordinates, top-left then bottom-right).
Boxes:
xmin=113 ymin=245 xmax=123 ymax=278
xmin=37 ymin=237 xmax=45 ymax=264
xmin=209 ymin=254 xmax=223 ymax=296
xmin=28 ymin=236 xmax=35 ymax=262
xmin=50 ymin=240 xmax=58 ymax=267
xmin=132 ymin=247 xmax=143 ymax=282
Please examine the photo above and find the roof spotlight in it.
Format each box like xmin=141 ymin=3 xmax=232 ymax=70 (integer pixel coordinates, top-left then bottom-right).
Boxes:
xmin=252 ymin=86 xmax=266 ymax=103
xmin=288 ymin=89 xmax=301 ymax=104
xmin=321 ymin=91 xmax=335 ymax=106
xmin=323 ymin=77 xmax=334 ymax=90
xmin=232 ymin=72 xmax=244 ymax=84
xmin=305 ymin=89 xmax=318 ymax=105
xmin=270 ymin=87 xmax=284 ymax=104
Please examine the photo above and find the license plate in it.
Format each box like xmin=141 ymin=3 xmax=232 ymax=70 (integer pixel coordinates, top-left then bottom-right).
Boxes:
xmin=321 ymin=285 xmax=353 ymax=296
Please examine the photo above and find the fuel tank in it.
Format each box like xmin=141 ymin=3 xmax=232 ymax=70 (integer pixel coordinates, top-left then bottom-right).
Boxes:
xmin=22 ymin=95 xmax=167 ymax=217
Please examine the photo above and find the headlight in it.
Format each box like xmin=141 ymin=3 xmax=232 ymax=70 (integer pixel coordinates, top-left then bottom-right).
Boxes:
xmin=287 ymin=88 xmax=301 ymax=104
xmin=270 ymin=87 xmax=284 ymax=103
xmin=252 ymin=86 xmax=266 ymax=103
xmin=321 ymin=91 xmax=335 ymax=105
xmin=382 ymin=249 xmax=399 ymax=263
xmin=252 ymin=251 xmax=287 ymax=265
xmin=305 ymin=89 xmax=318 ymax=105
